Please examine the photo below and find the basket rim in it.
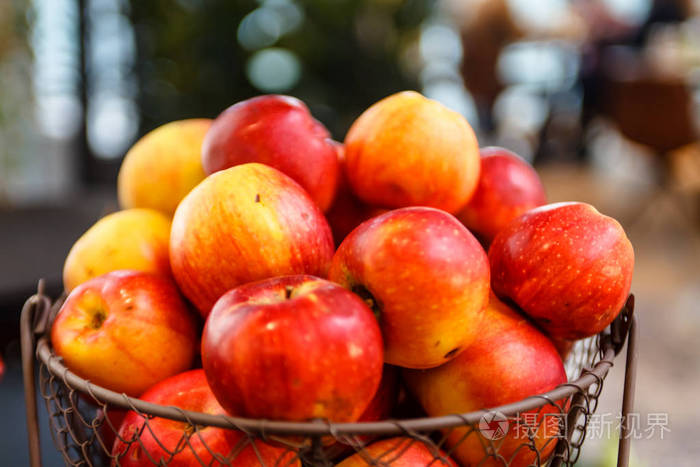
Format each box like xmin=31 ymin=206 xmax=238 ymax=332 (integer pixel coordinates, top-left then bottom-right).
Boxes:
xmin=34 ymin=295 xmax=634 ymax=437
xmin=36 ymin=336 xmax=615 ymax=436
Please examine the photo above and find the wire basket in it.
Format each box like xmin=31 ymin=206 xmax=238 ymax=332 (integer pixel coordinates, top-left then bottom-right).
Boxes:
xmin=21 ymin=281 xmax=638 ymax=467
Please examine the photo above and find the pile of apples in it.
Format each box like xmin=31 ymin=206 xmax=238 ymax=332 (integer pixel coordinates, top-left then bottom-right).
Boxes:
xmin=51 ymin=91 xmax=634 ymax=467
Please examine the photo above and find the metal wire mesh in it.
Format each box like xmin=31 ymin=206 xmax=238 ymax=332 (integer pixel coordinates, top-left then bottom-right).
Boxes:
xmin=23 ymin=291 xmax=636 ymax=467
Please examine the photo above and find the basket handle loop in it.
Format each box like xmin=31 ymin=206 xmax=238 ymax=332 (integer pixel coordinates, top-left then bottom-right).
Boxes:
xmin=617 ymin=312 xmax=638 ymax=467
xmin=21 ymin=279 xmax=51 ymax=467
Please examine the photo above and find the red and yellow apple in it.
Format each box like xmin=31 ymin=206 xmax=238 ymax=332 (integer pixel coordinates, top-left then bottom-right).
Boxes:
xmin=404 ymin=294 xmax=567 ymax=467
xmin=170 ymin=163 xmax=335 ymax=316
xmin=337 ymin=437 xmax=456 ymax=467
xmin=457 ymin=147 xmax=546 ymax=244
xmin=112 ymin=369 xmax=299 ymax=466
xmin=344 ymin=91 xmax=480 ymax=213
xmin=328 ymin=207 xmax=490 ymax=369
xmin=201 ymin=275 xmax=383 ymax=422
xmin=118 ymin=119 xmax=211 ymax=215
xmin=63 ymin=209 xmax=172 ymax=292
xmin=202 ymin=95 xmax=339 ymax=211
xmin=51 ymin=270 xmax=198 ymax=396
xmin=489 ymin=202 xmax=634 ymax=339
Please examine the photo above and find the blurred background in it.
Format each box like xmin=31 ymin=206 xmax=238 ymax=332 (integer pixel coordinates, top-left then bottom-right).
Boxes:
xmin=1 ymin=0 xmax=699 ymax=465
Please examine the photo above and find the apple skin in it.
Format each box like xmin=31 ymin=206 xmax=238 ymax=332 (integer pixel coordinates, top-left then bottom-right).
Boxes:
xmin=112 ymin=369 xmax=299 ymax=466
xmin=324 ymin=365 xmax=400 ymax=459
xmin=357 ymin=365 xmax=399 ymax=423
xmin=344 ymin=91 xmax=480 ymax=214
xmin=328 ymin=207 xmax=490 ymax=369
xmin=201 ymin=95 xmax=339 ymax=211
xmin=170 ymin=163 xmax=335 ymax=317
xmin=51 ymin=270 xmax=198 ymax=397
xmin=63 ymin=209 xmax=172 ymax=292
xmin=337 ymin=437 xmax=456 ymax=467
xmin=118 ymin=119 xmax=211 ymax=216
xmin=96 ymin=408 xmax=126 ymax=454
xmin=488 ymin=202 xmax=634 ymax=340
xmin=201 ymin=275 xmax=384 ymax=422
xmin=456 ymin=147 xmax=547 ymax=244
xmin=551 ymin=337 xmax=575 ymax=361
xmin=325 ymin=142 xmax=388 ymax=246
xmin=404 ymin=294 xmax=567 ymax=467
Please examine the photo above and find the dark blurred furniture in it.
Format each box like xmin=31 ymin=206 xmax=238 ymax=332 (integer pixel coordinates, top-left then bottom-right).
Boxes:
xmin=601 ymin=48 xmax=698 ymax=225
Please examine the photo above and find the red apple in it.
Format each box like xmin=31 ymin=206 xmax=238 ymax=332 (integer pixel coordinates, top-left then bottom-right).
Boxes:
xmin=356 ymin=365 xmax=399 ymax=423
xmin=201 ymin=95 xmax=339 ymax=211
xmin=325 ymin=142 xmax=388 ymax=246
xmin=96 ymin=408 xmax=126 ymax=454
xmin=404 ymin=294 xmax=567 ymax=467
xmin=551 ymin=337 xmax=575 ymax=361
xmin=201 ymin=275 xmax=384 ymax=422
xmin=456 ymin=147 xmax=547 ymax=244
xmin=336 ymin=437 xmax=456 ymax=467
xmin=170 ymin=163 xmax=334 ymax=317
xmin=112 ymin=369 xmax=299 ymax=466
xmin=328 ymin=207 xmax=490 ymax=369
xmin=324 ymin=365 xmax=400 ymax=459
xmin=489 ymin=202 xmax=634 ymax=339
xmin=344 ymin=91 xmax=480 ymax=213
xmin=51 ymin=270 xmax=198 ymax=396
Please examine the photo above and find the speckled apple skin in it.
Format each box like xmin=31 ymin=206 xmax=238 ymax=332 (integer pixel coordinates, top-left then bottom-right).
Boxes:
xmin=329 ymin=207 xmax=490 ymax=369
xmin=170 ymin=163 xmax=335 ymax=317
xmin=457 ymin=147 xmax=547 ymax=244
xmin=202 ymin=95 xmax=339 ymax=211
xmin=488 ymin=202 xmax=634 ymax=340
xmin=51 ymin=270 xmax=197 ymax=397
xmin=201 ymin=275 xmax=383 ymax=423
xmin=404 ymin=294 xmax=566 ymax=467
xmin=344 ymin=91 xmax=480 ymax=214
xmin=337 ymin=437 xmax=457 ymax=467
xmin=112 ymin=369 xmax=299 ymax=466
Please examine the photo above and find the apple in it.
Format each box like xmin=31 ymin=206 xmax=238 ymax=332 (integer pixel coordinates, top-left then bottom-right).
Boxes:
xmin=404 ymin=294 xmax=567 ymax=467
xmin=328 ymin=207 xmax=490 ymax=369
xmin=336 ymin=437 xmax=456 ymax=467
xmin=51 ymin=270 xmax=198 ymax=396
xmin=201 ymin=275 xmax=383 ymax=422
xmin=456 ymin=147 xmax=547 ymax=244
xmin=489 ymin=202 xmax=634 ymax=339
xmin=170 ymin=163 xmax=335 ymax=317
xmin=118 ymin=119 xmax=211 ymax=216
xmin=63 ymin=209 xmax=172 ymax=292
xmin=551 ymin=337 xmax=575 ymax=361
xmin=96 ymin=408 xmax=126 ymax=454
xmin=201 ymin=95 xmax=339 ymax=211
xmin=356 ymin=365 xmax=399 ymax=423
xmin=325 ymin=142 xmax=387 ymax=246
xmin=344 ymin=91 xmax=480 ymax=213
xmin=112 ymin=369 xmax=299 ymax=466
xmin=324 ymin=365 xmax=400 ymax=459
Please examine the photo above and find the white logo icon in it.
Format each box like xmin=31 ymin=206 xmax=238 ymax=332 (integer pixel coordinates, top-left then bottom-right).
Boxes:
xmin=479 ymin=411 xmax=509 ymax=440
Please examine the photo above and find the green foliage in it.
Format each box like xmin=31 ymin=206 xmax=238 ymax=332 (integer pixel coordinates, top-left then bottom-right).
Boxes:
xmin=128 ymin=0 xmax=433 ymax=138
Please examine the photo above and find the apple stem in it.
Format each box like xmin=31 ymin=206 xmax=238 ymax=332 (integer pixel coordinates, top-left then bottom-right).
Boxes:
xmin=89 ymin=309 xmax=107 ymax=329
xmin=351 ymin=284 xmax=381 ymax=322
xmin=284 ymin=285 xmax=294 ymax=299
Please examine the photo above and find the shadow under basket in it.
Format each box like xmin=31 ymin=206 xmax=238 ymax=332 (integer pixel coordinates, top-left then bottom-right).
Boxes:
xmin=20 ymin=281 xmax=638 ymax=467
